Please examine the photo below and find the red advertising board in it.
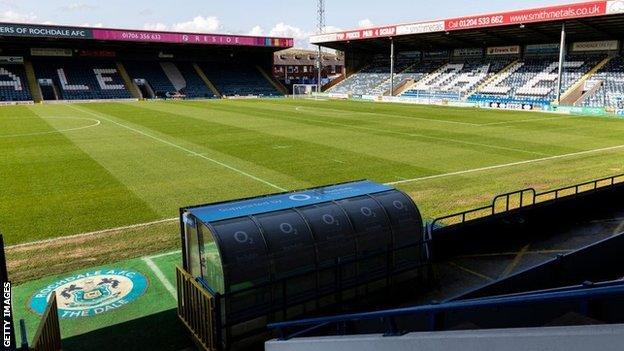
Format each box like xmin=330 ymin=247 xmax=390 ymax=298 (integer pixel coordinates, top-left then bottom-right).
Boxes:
xmin=92 ymin=29 xmax=293 ymax=48
xmin=311 ymin=1 xmax=611 ymax=43
xmin=445 ymin=1 xmax=607 ymax=31
xmin=334 ymin=26 xmax=397 ymax=41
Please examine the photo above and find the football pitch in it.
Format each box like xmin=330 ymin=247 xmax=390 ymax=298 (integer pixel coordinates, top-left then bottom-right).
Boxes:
xmin=3 ymin=98 xmax=624 ymax=282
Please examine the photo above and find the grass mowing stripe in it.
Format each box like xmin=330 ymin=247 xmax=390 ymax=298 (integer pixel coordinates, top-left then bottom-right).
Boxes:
xmin=291 ymin=108 xmax=551 ymax=157
xmin=108 ymin=102 xmax=440 ymax=184
xmin=67 ymin=105 xmax=288 ymax=192
xmin=205 ymin=100 xmax=550 ymax=155
xmin=184 ymin=101 xmax=549 ymax=160
xmin=187 ymin=100 xmax=552 ymax=157
xmin=1 ymin=107 xmax=159 ymax=244
xmin=388 ymin=142 xmax=624 ymax=185
xmin=480 ymin=115 xmax=577 ymax=126
xmin=0 ymin=116 xmax=100 ymax=138
xmin=5 ymin=217 xmax=177 ymax=250
xmin=7 ymin=134 xmax=621 ymax=250
xmin=143 ymin=256 xmax=177 ymax=299
xmin=293 ymin=105 xmax=482 ymax=126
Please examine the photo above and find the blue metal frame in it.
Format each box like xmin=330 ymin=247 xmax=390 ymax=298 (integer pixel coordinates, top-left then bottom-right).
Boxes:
xmin=268 ymin=279 xmax=624 ymax=340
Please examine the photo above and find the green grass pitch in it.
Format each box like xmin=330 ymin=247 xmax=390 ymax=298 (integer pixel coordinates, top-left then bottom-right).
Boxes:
xmin=2 ymin=98 xmax=624 ymax=250
xmin=4 ymin=97 xmax=624 ymax=350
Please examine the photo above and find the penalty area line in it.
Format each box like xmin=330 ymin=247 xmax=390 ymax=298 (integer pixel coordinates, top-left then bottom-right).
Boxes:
xmin=387 ymin=143 xmax=624 ymax=186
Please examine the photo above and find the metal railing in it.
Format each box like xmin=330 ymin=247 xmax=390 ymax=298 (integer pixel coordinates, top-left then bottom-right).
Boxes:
xmin=29 ymin=294 xmax=61 ymax=351
xmin=268 ymin=279 xmax=624 ymax=340
xmin=430 ymin=173 xmax=624 ymax=231
xmin=176 ymin=266 xmax=218 ymax=351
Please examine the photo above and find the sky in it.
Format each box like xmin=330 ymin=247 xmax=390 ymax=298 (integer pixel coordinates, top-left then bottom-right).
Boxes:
xmin=0 ymin=0 xmax=591 ymax=48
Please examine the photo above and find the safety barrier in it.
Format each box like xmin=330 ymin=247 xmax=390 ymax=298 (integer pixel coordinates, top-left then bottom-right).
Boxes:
xmin=268 ymin=279 xmax=624 ymax=340
xmin=176 ymin=266 xmax=218 ymax=351
xmin=430 ymin=173 xmax=624 ymax=230
xmin=29 ymin=294 xmax=61 ymax=351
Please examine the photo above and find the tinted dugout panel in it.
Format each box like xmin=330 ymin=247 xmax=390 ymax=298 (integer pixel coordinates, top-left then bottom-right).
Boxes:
xmin=185 ymin=220 xmax=202 ymax=279
xmin=337 ymin=196 xmax=392 ymax=253
xmin=210 ymin=217 xmax=269 ymax=290
xmin=337 ymin=196 xmax=392 ymax=278
xmin=254 ymin=209 xmax=316 ymax=278
xmin=299 ymin=203 xmax=357 ymax=264
xmin=299 ymin=203 xmax=357 ymax=292
xmin=371 ymin=191 xmax=424 ymax=269
xmin=254 ymin=209 xmax=318 ymax=304
xmin=200 ymin=223 xmax=225 ymax=294
xmin=211 ymin=217 xmax=271 ymax=321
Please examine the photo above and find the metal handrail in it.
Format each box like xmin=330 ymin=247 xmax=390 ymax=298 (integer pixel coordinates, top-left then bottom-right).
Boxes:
xmin=268 ymin=280 xmax=624 ymax=340
xmin=29 ymin=294 xmax=61 ymax=351
xmin=453 ymin=278 xmax=624 ymax=303
xmin=430 ymin=173 xmax=624 ymax=232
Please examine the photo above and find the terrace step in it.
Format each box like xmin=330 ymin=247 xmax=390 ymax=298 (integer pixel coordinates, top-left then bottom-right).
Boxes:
xmin=23 ymin=59 xmax=42 ymax=102
xmin=116 ymin=62 xmax=142 ymax=99
xmin=560 ymin=56 xmax=611 ymax=105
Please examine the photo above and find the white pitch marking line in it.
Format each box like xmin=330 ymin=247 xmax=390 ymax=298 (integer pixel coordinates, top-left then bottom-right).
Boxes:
xmin=387 ymin=143 xmax=624 ymax=186
xmin=67 ymin=105 xmax=287 ymax=192
xmin=0 ymin=116 xmax=101 ymax=138
xmin=143 ymin=256 xmax=177 ymax=300
xmin=148 ymin=250 xmax=182 ymax=260
xmin=6 ymin=217 xmax=177 ymax=250
xmin=289 ymin=110 xmax=547 ymax=157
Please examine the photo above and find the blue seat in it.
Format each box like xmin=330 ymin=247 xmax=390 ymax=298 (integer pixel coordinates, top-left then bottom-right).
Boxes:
xmin=33 ymin=58 xmax=131 ymax=100
xmin=0 ymin=64 xmax=32 ymax=101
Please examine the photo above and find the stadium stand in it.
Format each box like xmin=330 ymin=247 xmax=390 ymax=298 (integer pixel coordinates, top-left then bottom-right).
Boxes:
xmin=200 ymin=62 xmax=282 ymax=97
xmin=328 ymin=53 xmax=605 ymax=104
xmin=0 ymin=64 xmax=32 ymax=102
xmin=32 ymin=58 xmax=131 ymax=101
xmin=582 ymin=56 xmax=624 ymax=109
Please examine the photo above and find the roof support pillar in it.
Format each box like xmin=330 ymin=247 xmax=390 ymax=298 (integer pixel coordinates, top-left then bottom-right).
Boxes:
xmin=556 ymin=23 xmax=566 ymax=104
xmin=389 ymin=38 xmax=395 ymax=97
xmin=317 ymin=45 xmax=323 ymax=93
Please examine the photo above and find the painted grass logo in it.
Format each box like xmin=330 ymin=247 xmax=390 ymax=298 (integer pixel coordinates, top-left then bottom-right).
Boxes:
xmin=30 ymin=269 xmax=148 ymax=319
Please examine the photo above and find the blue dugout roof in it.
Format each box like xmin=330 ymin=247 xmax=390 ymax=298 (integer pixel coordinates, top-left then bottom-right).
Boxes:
xmin=187 ymin=180 xmax=394 ymax=224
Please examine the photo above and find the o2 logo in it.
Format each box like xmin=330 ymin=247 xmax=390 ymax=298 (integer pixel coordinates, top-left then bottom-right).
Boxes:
xmin=289 ymin=194 xmax=312 ymax=201
xmin=322 ymin=214 xmax=340 ymax=226
xmin=234 ymin=231 xmax=253 ymax=244
xmin=279 ymin=223 xmax=298 ymax=235
xmin=360 ymin=206 xmax=376 ymax=217
xmin=393 ymin=200 xmax=405 ymax=210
